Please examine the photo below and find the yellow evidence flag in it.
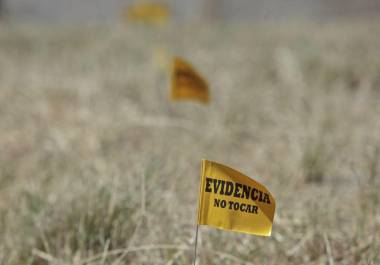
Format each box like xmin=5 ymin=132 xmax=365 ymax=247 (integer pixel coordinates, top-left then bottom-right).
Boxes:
xmin=171 ymin=57 xmax=209 ymax=104
xmin=197 ymin=160 xmax=276 ymax=236
xmin=124 ymin=2 xmax=170 ymax=25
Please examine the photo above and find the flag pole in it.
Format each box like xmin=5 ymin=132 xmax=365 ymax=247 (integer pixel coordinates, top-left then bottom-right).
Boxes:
xmin=193 ymin=224 xmax=199 ymax=265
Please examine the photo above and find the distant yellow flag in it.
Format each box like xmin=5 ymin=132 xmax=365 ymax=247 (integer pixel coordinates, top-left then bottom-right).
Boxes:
xmin=124 ymin=2 xmax=170 ymax=25
xmin=197 ymin=160 xmax=276 ymax=236
xmin=171 ymin=57 xmax=209 ymax=104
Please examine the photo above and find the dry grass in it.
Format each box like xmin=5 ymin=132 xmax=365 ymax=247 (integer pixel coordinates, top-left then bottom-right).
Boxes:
xmin=0 ymin=20 xmax=380 ymax=264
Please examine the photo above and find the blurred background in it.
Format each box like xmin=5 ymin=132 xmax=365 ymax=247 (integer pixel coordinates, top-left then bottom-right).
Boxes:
xmin=2 ymin=0 xmax=380 ymax=23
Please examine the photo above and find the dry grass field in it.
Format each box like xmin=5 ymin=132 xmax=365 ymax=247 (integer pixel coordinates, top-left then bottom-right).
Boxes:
xmin=0 ymin=20 xmax=380 ymax=264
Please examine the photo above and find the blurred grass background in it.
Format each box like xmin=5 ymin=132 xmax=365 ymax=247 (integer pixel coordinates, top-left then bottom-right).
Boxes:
xmin=0 ymin=4 xmax=380 ymax=265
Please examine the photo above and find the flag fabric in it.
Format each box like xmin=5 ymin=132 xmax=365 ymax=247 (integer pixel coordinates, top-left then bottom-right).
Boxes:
xmin=124 ymin=2 xmax=170 ymax=25
xmin=171 ymin=57 xmax=209 ymax=104
xmin=197 ymin=160 xmax=276 ymax=236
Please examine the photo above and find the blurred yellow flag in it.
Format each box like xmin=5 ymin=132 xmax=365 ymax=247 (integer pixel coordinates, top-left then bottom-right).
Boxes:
xmin=197 ymin=160 xmax=276 ymax=236
xmin=171 ymin=57 xmax=209 ymax=104
xmin=124 ymin=2 xmax=170 ymax=25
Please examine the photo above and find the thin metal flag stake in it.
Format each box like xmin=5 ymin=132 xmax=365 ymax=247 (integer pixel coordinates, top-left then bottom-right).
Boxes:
xmin=141 ymin=169 xmax=146 ymax=215
xmin=193 ymin=224 xmax=199 ymax=265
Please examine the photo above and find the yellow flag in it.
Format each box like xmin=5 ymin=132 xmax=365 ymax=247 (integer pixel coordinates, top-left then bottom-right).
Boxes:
xmin=197 ymin=160 xmax=276 ymax=236
xmin=124 ymin=2 xmax=170 ymax=25
xmin=171 ymin=57 xmax=209 ymax=104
